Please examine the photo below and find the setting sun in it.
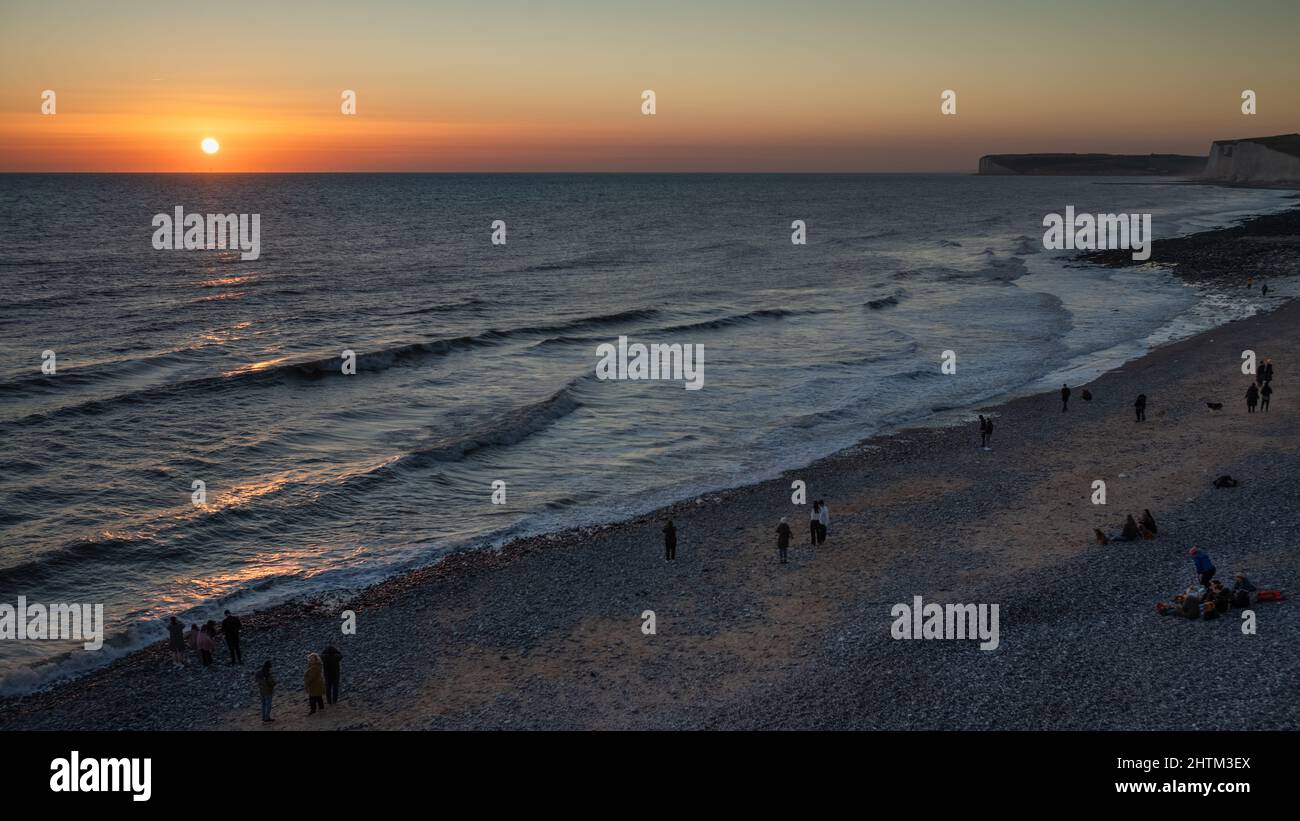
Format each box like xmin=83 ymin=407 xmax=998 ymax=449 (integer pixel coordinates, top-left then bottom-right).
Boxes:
xmin=200 ymin=137 xmax=220 ymax=155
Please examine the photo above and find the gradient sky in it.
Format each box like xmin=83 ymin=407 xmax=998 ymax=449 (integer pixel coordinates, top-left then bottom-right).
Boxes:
xmin=1 ymin=0 xmax=1297 ymax=172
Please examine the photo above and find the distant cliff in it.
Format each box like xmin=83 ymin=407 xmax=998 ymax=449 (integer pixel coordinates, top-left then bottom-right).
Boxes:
xmin=1203 ymin=134 xmax=1300 ymax=183
xmin=977 ymin=153 xmax=1205 ymax=176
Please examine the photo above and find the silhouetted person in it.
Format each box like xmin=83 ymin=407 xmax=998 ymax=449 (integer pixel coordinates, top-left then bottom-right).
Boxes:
xmin=1262 ymin=359 xmax=1274 ymax=383
xmin=1261 ymin=382 xmax=1272 ymax=411
xmin=663 ymin=520 xmax=677 ymax=561
xmin=221 ymin=609 xmax=242 ymax=665
xmin=1140 ymin=509 xmax=1157 ymax=536
xmin=1190 ymin=547 xmax=1216 ymax=587
xmin=776 ymin=517 xmax=792 ymax=564
xmin=321 ymin=645 xmax=343 ymax=705
xmin=1246 ymin=383 xmax=1259 ymax=413
xmin=255 ymin=661 xmax=276 ymax=722
xmin=1262 ymin=283 xmax=1269 ymax=297
xmin=167 ymin=616 xmax=186 ymax=668
xmin=1134 ymin=393 xmax=1147 ymax=422
xmin=978 ymin=415 xmax=990 ymax=448
xmin=305 ymin=653 xmax=326 ymax=714
xmin=983 ymin=416 xmax=993 ymax=449
xmin=1117 ymin=514 xmax=1140 ymax=542
xmin=809 ymin=501 xmax=821 ymax=546
xmin=817 ymin=500 xmax=830 ymax=544
xmin=1060 ymin=384 xmax=1071 ymax=412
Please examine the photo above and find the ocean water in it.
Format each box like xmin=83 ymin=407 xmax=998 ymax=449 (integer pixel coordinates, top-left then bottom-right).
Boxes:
xmin=0 ymin=173 xmax=1293 ymax=692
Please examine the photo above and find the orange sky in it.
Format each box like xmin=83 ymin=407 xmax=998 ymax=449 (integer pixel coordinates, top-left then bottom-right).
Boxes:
xmin=2 ymin=0 xmax=1297 ymax=172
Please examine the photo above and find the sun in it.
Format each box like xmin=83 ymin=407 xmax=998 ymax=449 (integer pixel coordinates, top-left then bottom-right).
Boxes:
xmin=200 ymin=137 xmax=220 ymax=155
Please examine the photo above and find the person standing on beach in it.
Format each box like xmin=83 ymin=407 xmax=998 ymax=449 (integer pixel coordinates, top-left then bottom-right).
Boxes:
xmin=1190 ymin=547 xmax=1216 ymax=587
xmin=1060 ymin=384 xmax=1071 ymax=412
xmin=1262 ymin=283 xmax=1269 ymax=297
xmin=818 ymin=500 xmax=830 ymax=545
xmin=186 ymin=623 xmax=199 ymax=660
xmin=1260 ymin=382 xmax=1272 ymax=411
xmin=305 ymin=653 xmax=326 ymax=714
xmin=221 ymin=609 xmax=243 ymax=665
xmin=167 ymin=616 xmax=186 ymax=668
xmin=1245 ymin=383 xmax=1259 ymax=413
xmin=977 ymin=415 xmax=989 ymax=449
xmin=195 ymin=623 xmax=215 ymax=668
xmin=1141 ymin=509 xmax=1157 ymax=537
xmin=1262 ymin=359 xmax=1274 ymax=383
xmin=255 ymin=661 xmax=276 ymax=723
xmin=1134 ymin=393 xmax=1147 ymax=422
xmin=321 ymin=644 xmax=343 ymax=705
xmin=809 ymin=501 xmax=821 ymax=546
xmin=776 ymin=517 xmax=792 ymax=564
xmin=983 ymin=416 xmax=993 ymax=450
xmin=663 ymin=520 xmax=677 ymax=561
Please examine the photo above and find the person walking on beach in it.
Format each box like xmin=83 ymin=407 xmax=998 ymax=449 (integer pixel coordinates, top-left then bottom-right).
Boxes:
xmin=195 ymin=623 xmax=215 ymax=668
xmin=255 ymin=661 xmax=276 ymax=723
xmin=1190 ymin=547 xmax=1216 ymax=587
xmin=809 ymin=501 xmax=822 ymax=546
xmin=1261 ymin=382 xmax=1272 ymax=412
xmin=776 ymin=517 xmax=792 ymax=564
xmin=321 ymin=645 xmax=343 ymax=705
xmin=1262 ymin=359 xmax=1274 ymax=383
xmin=663 ymin=520 xmax=677 ymax=561
xmin=983 ymin=416 xmax=993 ymax=450
xmin=305 ymin=653 xmax=326 ymax=714
xmin=1245 ymin=383 xmax=1259 ymax=413
xmin=977 ymin=415 xmax=989 ymax=449
xmin=167 ymin=616 xmax=186 ymax=668
xmin=1262 ymin=283 xmax=1269 ymax=297
xmin=1060 ymin=384 xmax=1071 ymax=412
xmin=221 ymin=609 xmax=243 ymax=665
xmin=1134 ymin=393 xmax=1147 ymax=422
xmin=817 ymin=500 xmax=830 ymax=545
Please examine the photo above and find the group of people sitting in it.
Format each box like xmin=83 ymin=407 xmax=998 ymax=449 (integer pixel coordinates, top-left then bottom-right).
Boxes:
xmin=1157 ymin=574 xmax=1256 ymax=620
xmin=1094 ymin=509 xmax=1158 ymax=545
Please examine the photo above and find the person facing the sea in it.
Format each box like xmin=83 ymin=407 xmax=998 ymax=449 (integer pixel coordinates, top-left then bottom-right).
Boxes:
xmin=818 ymin=500 xmax=830 ymax=544
xmin=221 ymin=609 xmax=242 ymax=665
xmin=1190 ymin=547 xmax=1216 ymax=587
xmin=809 ymin=501 xmax=821 ymax=546
xmin=983 ymin=416 xmax=994 ymax=450
xmin=195 ymin=623 xmax=215 ymax=668
xmin=167 ymin=616 xmax=185 ymax=668
xmin=321 ymin=645 xmax=343 ymax=705
xmin=663 ymin=520 xmax=677 ymax=561
xmin=1262 ymin=359 xmax=1274 ymax=383
xmin=776 ymin=517 xmax=792 ymax=564
xmin=1141 ymin=509 xmax=1157 ymax=536
xmin=977 ymin=415 xmax=989 ymax=449
xmin=255 ymin=661 xmax=276 ymax=723
xmin=1245 ymin=383 xmax=1259 ymax=413
xmin=1261 ymin=382 xmax=1272 ymax=412
xmin=305 ymin=653 xmax=326 ymax=714
xmin=1134 ymin=393 xmax=1147 ymax=422
xmin=1060 ymin=384 xmax=1071 ymax=412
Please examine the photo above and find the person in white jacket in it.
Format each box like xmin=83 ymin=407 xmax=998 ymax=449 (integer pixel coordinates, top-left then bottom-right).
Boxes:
xmin=817 ymin=500 xmax=830 ymax=544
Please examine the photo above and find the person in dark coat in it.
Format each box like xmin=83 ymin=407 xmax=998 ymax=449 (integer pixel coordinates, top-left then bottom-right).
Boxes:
xmin=1140 ymin=509 xmax=1157 ymax=536
xmin=221 ymin=609 xmax=243 ymax=665
xmin=1134 ymin=393 xmax=1147 ymax=422
xmin=255 ymin=661 xmax=276 ymax=722
xmin=776 ymin=517 xmax=792 ymax=565
xmin=1260 ymin=382 xmax=1272 ymax=412
xmin=1245 ymin=383 xmax=1259 ymax=413
xmin=663 ymin=520 xmax=677 ymax=561
xmin=1060 ymin=384 xmax=1071 ymax=412
xmin=167 ymin=616 xmax=186 ymax=668
xmin=321 ymin=645 xmax=343 ymax=705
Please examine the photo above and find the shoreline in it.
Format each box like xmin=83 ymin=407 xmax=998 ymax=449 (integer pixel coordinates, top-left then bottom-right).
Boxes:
xmin=3 ymin=206 xmax=1299 ymax=729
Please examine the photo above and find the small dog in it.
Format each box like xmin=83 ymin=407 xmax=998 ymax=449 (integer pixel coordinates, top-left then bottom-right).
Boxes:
xmin=1206 ymin=402 xmax=1223 ymax=411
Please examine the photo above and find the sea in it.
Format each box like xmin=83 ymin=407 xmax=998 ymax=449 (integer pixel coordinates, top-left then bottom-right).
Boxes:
xmin=0 ymin=172 xmax=1294 ymax=693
